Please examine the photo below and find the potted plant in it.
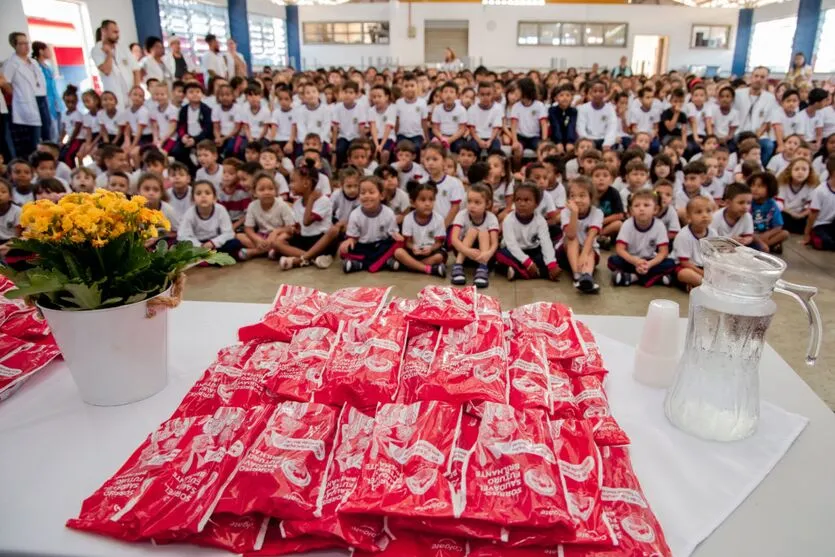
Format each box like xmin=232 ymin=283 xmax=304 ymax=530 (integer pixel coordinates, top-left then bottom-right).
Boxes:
xmin=0 ymin=191 xmax=234 ymax=406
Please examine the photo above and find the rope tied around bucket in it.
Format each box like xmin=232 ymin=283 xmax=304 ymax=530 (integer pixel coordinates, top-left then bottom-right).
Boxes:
xmin=146 ymin=274 xmax=186 ymax=318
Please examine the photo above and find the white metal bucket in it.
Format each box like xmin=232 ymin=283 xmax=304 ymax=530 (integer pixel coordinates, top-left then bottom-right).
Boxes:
xmin=39 ymin=288 xmax=171 ymax=406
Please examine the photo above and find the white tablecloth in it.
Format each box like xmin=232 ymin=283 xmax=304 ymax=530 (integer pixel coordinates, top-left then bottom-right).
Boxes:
xmin=1 ymin=302 xmax=833 ymax=557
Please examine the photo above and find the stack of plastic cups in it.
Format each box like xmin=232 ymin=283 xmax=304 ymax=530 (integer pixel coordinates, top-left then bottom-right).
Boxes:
xmin=633 ymin=299 xmax=682 ymax=388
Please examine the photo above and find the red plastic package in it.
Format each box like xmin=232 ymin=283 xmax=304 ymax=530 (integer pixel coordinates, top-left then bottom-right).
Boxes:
xmin=227 ymin=342 xmax=289 ymax=408
xmin=549 ymin=368 xmax=579 ymax=419
xmin=476 ymin=293 xmax=502 ymax=321
xmin=459 ymin=403 xmax=574 ymax=531
xmin=0 ymin=333 xmax=61 ymax=400
xmin=354 ymin=533 xmax=468 ymax=557
xmin=318 ymin=306 xmax=408 ymax=408
xmin=168 ymin=514 xmax=270 ymax=552
xmin=262 ymin=325 xmax=341 ymax=402
xmin=572 ymin=375 xmax=630 ymax=446
xmin=171 ymin=363 xmax=244 ymax=418
xmin=339 ymin=401 xmax=462 ymax=521
xmin=407 ymin=285 xmax=476 ymax=328
xmin=215 ymin=342 xmax=260 ymax=369
xmin=396 ymin=327 xmax=439 ymax=403
xmin=508 ymin=338 xmax=551 ymax=413
xmin=313 ymin=286 xmax=392 ymax=331
xmin=575 ymin=320 xmax=605 ymax=368
xmin=405 ymin=318 xmax=508 ymax=405
xmin=132 ymin=406 xmax=271 ymax=541
xmin=238 ymin=285 xmax=328 ymax=343
xmin=215 ymin=401 xmax=338 ymax=520
xmin=245 ymin=520 xmax=347 ymax=556
xmin=67 ymin=414 xmax=201 ymax=541
xmin=510 ymin=303 xmax=586 ymax=361
xmin=280 ymin=405 xmax=385 ymax=551
xmin=1 ymin=308 xmax=52 ymax=341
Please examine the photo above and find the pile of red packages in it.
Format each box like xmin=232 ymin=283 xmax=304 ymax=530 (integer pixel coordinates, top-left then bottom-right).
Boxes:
xmin=0 ymin=277 xmax=62 ymax=401
xmin=67 ymin=284 xmax=670 ymax=556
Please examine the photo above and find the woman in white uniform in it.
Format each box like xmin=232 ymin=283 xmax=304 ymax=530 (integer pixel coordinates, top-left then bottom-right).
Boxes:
xmin=2 ymin=32 xmax=48 ymax=159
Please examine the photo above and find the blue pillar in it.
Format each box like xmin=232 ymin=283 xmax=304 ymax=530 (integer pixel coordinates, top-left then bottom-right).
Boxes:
xmin=228 ymin=0 xmax=252 ymax=74
xmin=732 ymin=8 xmax=753 ymax=77
xmin=791 ymin=0 xmax=822 ymax=66
xmin=132 ymin=0 xmax=163 ymax=45
xmin=286 ymin=5 xmax=300 ymax=69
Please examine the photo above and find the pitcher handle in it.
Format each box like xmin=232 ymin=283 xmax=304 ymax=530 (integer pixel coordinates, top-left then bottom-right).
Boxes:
xmin=775 ymin=279 xmax=822 ymax=365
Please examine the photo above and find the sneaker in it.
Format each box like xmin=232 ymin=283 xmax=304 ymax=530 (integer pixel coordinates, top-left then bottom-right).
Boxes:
xmin=432 ymin=263 xmax=447 ymax=277
xmin=385 ymin=257 xmax=400 ymax=271
xmin=237 ymin=248 xmax=249 ymax=261
xmin=507 ymin=266 xmax=516 ymax=281
xmin=613 ymin=271 xmax=631 ymax=286
xmin=278 ymin=256 xmax=295 ymax=270
xmin=299 ymin=257 xmax=311 ymax=267
xmin=314 ymin=255 xmax=333 ymax=269
xmin=343 ymin=259 xmax=365 ymax=273
xmin=577 ymin=273 xmax=596 ymax=293
xmin=661 ymin=275 xmax=672 ymax=286
xmin=450 ymin=263 xmax=466 ymax=285
xmin=474 ymin=264 xmax=489 ymax=288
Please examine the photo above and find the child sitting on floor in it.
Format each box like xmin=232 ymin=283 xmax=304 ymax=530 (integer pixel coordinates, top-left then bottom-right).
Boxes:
xmin=609 ymin=190 xmax=675 ymax=287
xmin=557 ymin=176 xmax=603 ymax=294
xmin=237 ymin=172 xmax=296 ymax=261
xmin=340 ymin=176 xmax=403 ymax=273
xmin=449 ymin=183 xmax=500 ymax=288
xmin=713 ymin=182 xmax=754 ymax=246
xmin=176 ymin=180 xmax=240 ymax=255
xmin=496 ymin=182 xmax=560 ymax=282
xmin=672 ymin=196 xmax=716 ymax=290
xmin=393 ymin=181 xmax=448 ymax=278
xmin=749 ymin=172 xmax=789 ymax=253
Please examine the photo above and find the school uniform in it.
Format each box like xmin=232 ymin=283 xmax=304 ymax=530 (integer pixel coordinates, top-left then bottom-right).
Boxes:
xmin=765 ymin=153 xmax=792 ymax=175
xmin=548 ymin=105 xmax=578 ymax=149
xmin=404 ymin=211 xmax=448 ymax=259
xmin=467 ymin=102 xmax=503 ymax=152
xmin=385 ymin=188 xmax=410 ymax=215
xmin=628 ymin=104 xmax=660 ymax=136
xmin=239 ymin=103 xmax=273 ymax=144
xmin=808 ymin=183 xmax=835 ymax=249
xmin=173 ymin=102 xmax=213 ymax=169
xmin=565 ymin=158 xmax=580 ymax=180
xmin=212 ymin=104 xmax=243 ymax=157
xmin=777 ymin=183 xmax=813 ymax=233
xmin=620 ymin=184 xmax=652 ymax=211
xmin=496 ymin=212 xmax=557 ymax=279
xmin=819 ymin=105 xmax=835 ymax=138
xmin=177 ymin=203 xmax=239 ymax=253
xmin=492 ymin=180 xmax=513 ymax=211
xmin=195 ymin=165 xmax=223 ymax=191
xmin=672 ymin=225 xmax=717 ymax=269
xmin=332 ymin=102 xmax=367 ymax=166
xmin=656 ymin=205 xmax=681 ymax=236
xmin=293 ymin=102 xmax=332 ymax=155
xmin=11 ymin=187 xmax=35 ymax=206
xmin=707 ymin=105 xmax=740 ymax=141
xmin=430 ymin=175 xmax=466 ymax=224
xmin=674 ymin=187 xmax=711 ymax=212
xmin=271 ymin=106 xmax=294 ymax=151
xmin=799 ymin=109 xmax=823 ymax=143
xmin=703 ymin=178 xmax=726 ymax=202
xmin=125 ymin=105 xmax=152 ymax=145
xmin=152 ymin=103 xmax=179 ymax=152
xmin=98 ymin=109 xmax=126 ymax=142
xmin=368 ymin=104 xmax=397 ymax=154
xmin=712 ymin=207 xmax=754 ymax=240
xmin=343 ymin=205 xmax=400 ymax=272
xmin=218 ymin=186 xmax=251 ymax=223
xmin=771 ymin=108 xmax=808 ymax=144
xmin=291 ymin=194 xmax=333 ymax=252
xmin=555 ymin=206 xmax=604 ymax=272
xmin=0 ymin=204 xmax=21 ymax=244
xmin=608 ymin=217 xmax=675 ymax=285
xmin=451 ymin=210 xmax=499 ymax=240
xmin=576 ymin=102 xmax=618 ymax=149
xmin=244 ymin=198 xmax=295 ymax=234
xmin=331 ymin=189 xmax=360 ymax=224
xmin=395 ymin=97 xmax=429 ymax=151
xmin=510 ymin=100 xmax=547 ymax=151
xmin=397 ymin=162 xmax=428 ymax=190
xmin=431 ymin=103 xmax=468 ymax=152
xmin=168 ymin=187 xmax=194 ymax=219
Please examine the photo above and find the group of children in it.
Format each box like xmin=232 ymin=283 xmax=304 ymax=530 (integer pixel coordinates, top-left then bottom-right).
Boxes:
xmin=3 ymin=64 xmax=835 ymax=294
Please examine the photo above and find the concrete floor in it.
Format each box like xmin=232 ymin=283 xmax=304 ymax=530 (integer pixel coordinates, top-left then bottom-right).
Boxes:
xmin=184 ymin=237 xmax=835 ymax=409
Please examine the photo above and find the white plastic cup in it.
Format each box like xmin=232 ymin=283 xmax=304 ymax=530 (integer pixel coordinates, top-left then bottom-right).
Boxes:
xmin=39 ymin=288 xmax=171 ymax=406
xmin=633 ymin=299 xmax=681 ymax=388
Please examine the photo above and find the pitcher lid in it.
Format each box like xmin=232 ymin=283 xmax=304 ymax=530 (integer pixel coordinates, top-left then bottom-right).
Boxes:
xmin=700 ymin=237 xmax=786 ymax=297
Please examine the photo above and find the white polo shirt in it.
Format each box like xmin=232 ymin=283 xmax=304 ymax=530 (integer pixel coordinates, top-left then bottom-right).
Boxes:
xmin=809 ymin=183 xmax=835 ymax=226
xmin=395 ymin=97 xmax=428 ymax=137
xmin=91 ymin=41 xmax=138 ymax=107
xmin=734 ymin=88 xmax=777 ymax=134
xmin=212 ymin=104 xmax=239 ymax=137
xmin=432 ymin=103 xmax=467 ymax=137
xmin=201 ymin=50 xmax=228 ymax=82
xmin=707 ymin=105 xmax=740 ymax=138
xmin=467 ymin=102 xmax=503 ymax=140
xmin=3 ymin=54 xmax=47 ymax=126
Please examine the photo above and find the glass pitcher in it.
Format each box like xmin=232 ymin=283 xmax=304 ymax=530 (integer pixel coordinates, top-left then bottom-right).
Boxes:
xmin=664 ymin=238 xmax=822 ymax=442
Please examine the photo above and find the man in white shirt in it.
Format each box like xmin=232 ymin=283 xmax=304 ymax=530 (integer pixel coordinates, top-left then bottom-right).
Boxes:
xmin=90 ymin=20 xmax=140 ymax=107
xmin=139 ymin=36 xmax=172 ymax=86
xmin=733 ymin=66 xmax=777 ymax=164
xmin=163 ymin=37 xmax=198 ymax=80
xmin=201 ymin=34 xmax=228 ymax=83
xmin=223 ymin=39 xmax=247 ymax=79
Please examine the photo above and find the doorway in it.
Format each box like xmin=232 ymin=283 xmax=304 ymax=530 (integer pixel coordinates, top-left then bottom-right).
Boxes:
xmin=631 ymin=35 xmax=669 ymax=76
xmin=424 ymin=20 xmax=468 ymax=66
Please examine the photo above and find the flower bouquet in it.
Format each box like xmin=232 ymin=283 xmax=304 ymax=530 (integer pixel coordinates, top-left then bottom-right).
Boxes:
xmin=0 ymin=191 xmax=234 ymax=405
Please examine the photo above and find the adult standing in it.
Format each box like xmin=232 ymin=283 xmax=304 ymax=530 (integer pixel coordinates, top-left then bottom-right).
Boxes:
xmin=163 ymin=37 xmax=198 ymax=80
xmin=0 ymin=73 xmax=14 ymax=161
xmin=786 ymin=52 xmax=813 ymax=88
xmin=2 ymin=32 xmax=48 ymax=159
xmin=201 ymin=34 xmax=227 ymax=84
xmin=611 ymin=56 xmax=632 ymax=78
xmin=32 ymin=41 xmax=59 ymax=141
xmin=734 ymin=65 xmax=778 ymax=165
xmin=223 ymin=39 xmax=247 ymax=79
xmin=129 ymin=43 xmax=143 ymax=63
xmin=440 ymin=47 xmax=463 ymax=73
xmin=141 ymin=36 xmax=172 ymax=85
xmin=90 ymin=20 xmax=140 ymax=107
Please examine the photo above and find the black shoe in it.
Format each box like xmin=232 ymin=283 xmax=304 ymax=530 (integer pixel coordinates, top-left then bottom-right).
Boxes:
xmin=432 ymin=263 xmax=447 ymax=277
xmin=343 ymin=259 xmax=365 ymax=273
xmin=577 ymin=273 xmax=598 ymax=293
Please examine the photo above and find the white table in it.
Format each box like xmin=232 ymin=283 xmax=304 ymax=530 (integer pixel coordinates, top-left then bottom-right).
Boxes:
xmin=1 ymin=301 xmax=834 ymax=557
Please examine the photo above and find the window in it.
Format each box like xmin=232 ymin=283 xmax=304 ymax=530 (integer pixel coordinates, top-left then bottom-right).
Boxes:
xmin=249 ymin=13 xmax=287 ymax=69
xmin=517 ymin=22 xmax=627 ymax=47
xmin=158 ymin=0 xmax=229 ymax=65
xmin=814 ymin=9 xmax=835 ymax=73
xmin=747 ymin=16 xmax=796 ymax=73
xmin=691 ymin=25 xmax=730 ymax=49
xmin=302 ymin=21 xmax=389 ymax=45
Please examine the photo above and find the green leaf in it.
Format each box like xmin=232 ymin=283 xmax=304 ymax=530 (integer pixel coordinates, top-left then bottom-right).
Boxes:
xmin=205 ymin=252 xmax=236 ymax=266
xmin=124 ymin=293 xmax=149 ymax=305
xmin=3 ymin=271 xmax=67 ymax=300
xmin=60 ymin=283 xmax=103 ymax=310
